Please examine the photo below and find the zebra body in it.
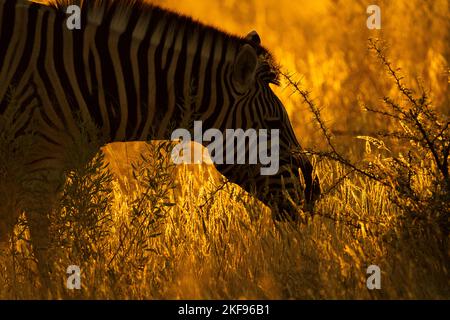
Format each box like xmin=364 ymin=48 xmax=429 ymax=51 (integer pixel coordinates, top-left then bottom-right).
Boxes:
xmin=0 ymin=0 xmax=320 ymax=288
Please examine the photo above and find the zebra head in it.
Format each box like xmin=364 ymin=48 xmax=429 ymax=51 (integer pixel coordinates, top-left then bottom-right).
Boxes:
xmin=217 ymin=31 xmax=321 ymax=220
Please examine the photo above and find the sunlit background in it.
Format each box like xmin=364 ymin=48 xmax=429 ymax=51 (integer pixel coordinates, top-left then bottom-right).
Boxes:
xmin=0 ymin=0 xmax=448 ymax=299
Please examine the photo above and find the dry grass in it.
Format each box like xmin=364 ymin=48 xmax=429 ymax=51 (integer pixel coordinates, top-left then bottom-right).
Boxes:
xmin=0 ymin=0 xmax=448 ymax=299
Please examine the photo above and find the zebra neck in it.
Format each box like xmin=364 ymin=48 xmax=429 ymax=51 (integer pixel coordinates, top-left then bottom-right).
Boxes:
xmin=80 ymin=2 xmax=242 ymax=143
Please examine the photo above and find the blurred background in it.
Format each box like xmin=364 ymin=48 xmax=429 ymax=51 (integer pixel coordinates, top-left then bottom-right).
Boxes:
xmin=1 ymin=0 xmax=447 ymax=299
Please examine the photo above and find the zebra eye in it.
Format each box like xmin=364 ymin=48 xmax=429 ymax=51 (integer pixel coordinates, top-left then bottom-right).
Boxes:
xmin=258 ymin=60 xmax=280 ymax=86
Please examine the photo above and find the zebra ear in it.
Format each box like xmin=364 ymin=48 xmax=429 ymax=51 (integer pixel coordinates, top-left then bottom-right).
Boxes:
xmin=233 ymin=44 xmax=258 ymax=92
xmin=245 ymin=30 xmax=261 ymax=46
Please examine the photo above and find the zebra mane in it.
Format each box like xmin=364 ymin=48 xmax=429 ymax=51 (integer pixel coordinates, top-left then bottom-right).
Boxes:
xmin=43 ymin=0 xmax=280 ymax=85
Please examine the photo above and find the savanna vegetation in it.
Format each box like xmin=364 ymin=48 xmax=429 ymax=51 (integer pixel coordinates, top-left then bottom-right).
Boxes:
xmin=0 ymin=0 xmax=448 ymax=299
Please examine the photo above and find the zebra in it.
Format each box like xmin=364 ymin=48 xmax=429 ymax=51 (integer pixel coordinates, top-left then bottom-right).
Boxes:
xmin=0 ymin=0 xmax=321 ymax=287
